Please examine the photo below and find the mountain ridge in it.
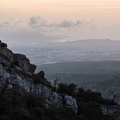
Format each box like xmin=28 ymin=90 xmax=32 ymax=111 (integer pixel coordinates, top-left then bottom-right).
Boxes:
xmin=0 ymin=40 xmax=78 ymax=120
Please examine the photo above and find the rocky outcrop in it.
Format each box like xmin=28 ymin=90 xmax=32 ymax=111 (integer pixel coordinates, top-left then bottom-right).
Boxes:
xmin=0 ymin=41 xmax=78 ymax=113
xmin=14 ymin=54 xmax=36 ymax=73
xmin=64 ymin=95 xmax=78 ymax=113
xmin=0 ymin=47 xmax=14 ymax=63
xmin=0 ymin=41 xmax=36 ymax=73
xmin=0 ymin=41 xmax=7 ymax=48
xmin=0 ymin=64 xmax=78 ymax=113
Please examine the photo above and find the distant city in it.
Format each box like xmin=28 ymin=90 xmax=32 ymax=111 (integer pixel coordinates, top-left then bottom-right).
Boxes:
xmin=9 ymin=39 xmax=120 ymax=65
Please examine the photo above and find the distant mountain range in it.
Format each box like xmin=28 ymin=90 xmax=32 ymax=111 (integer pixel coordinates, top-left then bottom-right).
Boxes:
xmin=1 ymin=31 xmax=57 ymax=46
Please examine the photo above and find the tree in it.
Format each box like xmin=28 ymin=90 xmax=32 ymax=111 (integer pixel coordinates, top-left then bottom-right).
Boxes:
xmin=67 ymin=83 xmax=77 ymax=96
xmin=57 ymin=83 xmax=68 ymax=94
xmin=53 ymin=77 xmax=60 ymax=90
xmin=107 ymin=88 xmax=120 ymax=102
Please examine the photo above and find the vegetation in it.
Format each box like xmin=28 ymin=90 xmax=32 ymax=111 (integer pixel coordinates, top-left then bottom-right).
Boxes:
xmin=31 ymin=71 xmax=53 ymax=88
xmin=37 ymin=61 xmax=120 ymax=103
xmin=0 ymin=79 xmax=115 ymax=120
xmin=0 ymin=90 xmax=45 ymax=120
xmin=57 ymin=83 xmax=116 ymax=120
xmin=0 ymin=86 xmax=76 ymax=120
xmin=0 ymin=67 xmax=117 ymax=120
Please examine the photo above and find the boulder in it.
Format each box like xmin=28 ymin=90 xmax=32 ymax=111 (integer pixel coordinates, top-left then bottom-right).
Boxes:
xmin=0 ymin=48 xmax=14 ymax=62
xmin=0 ymin=43 xmax=7 ymax=48
xmin=64 ymin=95 xmax=78 ymax=113
xmin=29 ymin=64 xmax=36 ymax=73
xmin=0 ymin=42 xmax=36 ymax=73
xmin=14 ymin=54 xmax=36 ymax=73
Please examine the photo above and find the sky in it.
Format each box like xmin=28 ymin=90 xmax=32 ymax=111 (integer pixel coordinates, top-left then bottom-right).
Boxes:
xmin=0 ymin=0 xmax=120 ymax=43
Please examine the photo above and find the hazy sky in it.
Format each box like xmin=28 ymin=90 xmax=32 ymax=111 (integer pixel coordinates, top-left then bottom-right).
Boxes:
xmin=0 ymin=0 xmax=120 ymax=42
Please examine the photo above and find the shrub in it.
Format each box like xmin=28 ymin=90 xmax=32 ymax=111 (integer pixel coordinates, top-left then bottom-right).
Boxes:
xmin=25 ymin=93 xmax=45 ymax=109
xmin=57 ymin=83 xmax=68 ymax=94
xmin=34 ymin=107 xmax=44 ymax=119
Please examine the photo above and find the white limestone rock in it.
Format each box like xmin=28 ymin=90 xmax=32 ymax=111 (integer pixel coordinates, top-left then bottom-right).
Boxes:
xmin=64 ymin=95 xmax=78 ymax=113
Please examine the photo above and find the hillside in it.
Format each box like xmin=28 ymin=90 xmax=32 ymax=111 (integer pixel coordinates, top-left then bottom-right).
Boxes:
xmin=37 ymin=61 xmax=120 ymax=102
xmin=0 ymin=40 xmax=78 ymax=120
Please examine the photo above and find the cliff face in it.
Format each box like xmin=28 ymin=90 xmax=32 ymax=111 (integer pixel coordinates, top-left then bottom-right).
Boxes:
xmin=0 ymin=42 xmax=36 ymax=74
xmin=0 ymin=41 xmax=78 ymax=114
xmin=14 ymin=53 xmax=36 ymax=73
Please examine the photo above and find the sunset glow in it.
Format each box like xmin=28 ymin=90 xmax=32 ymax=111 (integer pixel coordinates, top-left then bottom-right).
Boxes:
xmin=0 ymin=0 xmax=120 ymax=40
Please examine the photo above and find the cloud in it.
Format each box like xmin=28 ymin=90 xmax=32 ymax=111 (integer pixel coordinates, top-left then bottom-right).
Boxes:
xmin=54 ymin=20 xmax=73 ymax=28
xmin=0 ymin=20 xmax=11 ymax=28
xmin=28 ymin=16 xmax=85 ymax=29
xmin=29 ymin=16 xmax=39 ymax=25
xmin=0 ymin=20 xmax=13 ymax=32
xmin=112 ymin=22 xmax=120 ymax=29
xmin=50 ymin=20 xmax=82 ymax=28
xmin=118 ymin=23 xmax=120 ymax=28
xmin=0 ymin=16 xmax=120 ymax=42
xmin=0 ymin=16 xmax=97 ymax=33
xmin=29 ymin=16 xmax=47 ymax=28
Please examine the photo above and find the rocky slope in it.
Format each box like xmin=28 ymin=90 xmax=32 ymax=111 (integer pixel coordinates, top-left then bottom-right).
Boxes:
xmin=0 ymin=40 xmax=78 ymax=114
